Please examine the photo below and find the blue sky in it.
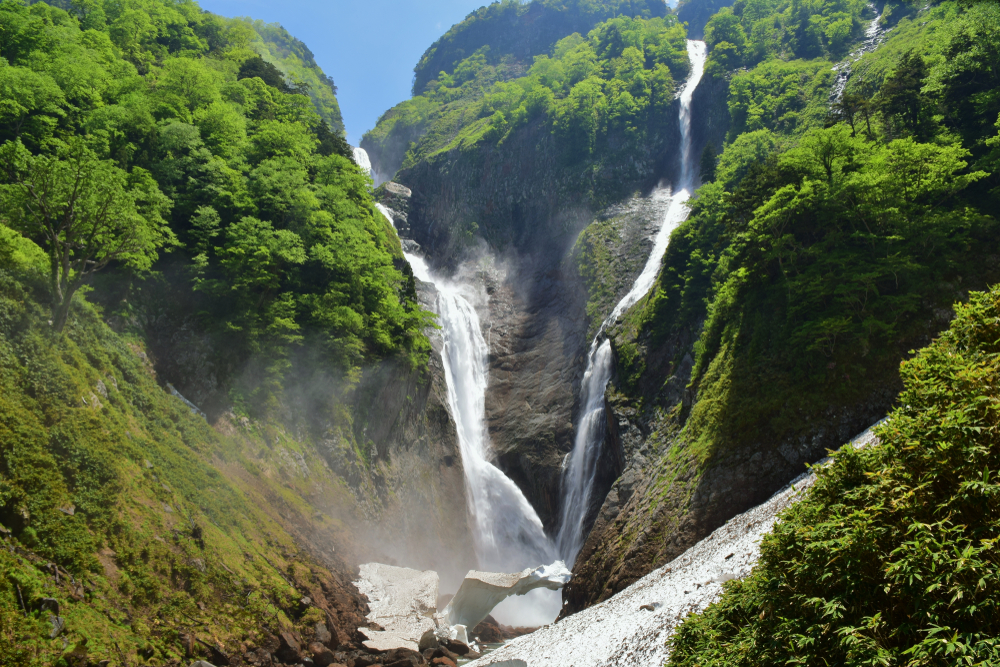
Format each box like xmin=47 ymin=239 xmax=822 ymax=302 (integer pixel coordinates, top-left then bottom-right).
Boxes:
xmin=197 ymin=0 xmax=492 ymax=144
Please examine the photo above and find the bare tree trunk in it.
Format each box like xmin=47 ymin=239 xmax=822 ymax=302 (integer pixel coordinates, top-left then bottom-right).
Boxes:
xmin=52 ymin=295 xmax=72 ymax=332
xmin=52 ymin=277 xmax=80 ymax=332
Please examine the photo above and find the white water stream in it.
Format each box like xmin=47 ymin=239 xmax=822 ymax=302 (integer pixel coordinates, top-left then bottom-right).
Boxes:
xmin=375 ymin=203 xmax=561 ymax=625
xmin=556 ymin=40 xmax=707 ymax=565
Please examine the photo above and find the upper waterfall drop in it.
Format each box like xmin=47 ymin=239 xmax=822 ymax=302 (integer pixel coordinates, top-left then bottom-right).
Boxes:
xmin=556 ymin=40 xmax=708 ymax=566
xmin=353 ymin=146 xmax=372 ymax=175
xmin=353 ymin=145 xmax=388 ymax=187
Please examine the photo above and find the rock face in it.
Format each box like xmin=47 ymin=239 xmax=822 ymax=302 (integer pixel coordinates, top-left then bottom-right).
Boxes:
xmin=341 ymin=279 xmax=477 ymax=589
xmin=481 ymin=193 xmax=672 ymax=530
xmin=375 ymin=182 xmax=413 ymax=236
xmin=479 ymin=254 xmax=589 ymax=530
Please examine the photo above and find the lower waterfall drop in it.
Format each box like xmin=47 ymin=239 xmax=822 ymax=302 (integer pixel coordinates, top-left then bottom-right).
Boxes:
xmin=376 ymin=205 xmax=561 ymax=625
xmin=556 ymin=39 xmax=708 ymax=566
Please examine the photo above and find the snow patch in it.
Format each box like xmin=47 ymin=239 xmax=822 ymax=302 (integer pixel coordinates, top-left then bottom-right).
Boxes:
xmin=469 ymin=421 xmax=884 ymax=667
xmin=444 ymin=562 xmax=572 ymax=631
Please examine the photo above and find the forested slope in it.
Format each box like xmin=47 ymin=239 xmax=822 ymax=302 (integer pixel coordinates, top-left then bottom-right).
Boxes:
xmin=564 ymin=0 xmax=1000 ymax=612
xmin=361 ymin=0 xmax=671 ymax=188
xmin=1 ymin=0 xmax=431 ymax=417
xmin=669 ymin=285 xmax=1000 ymax=664
xmin=0 ymin=0 xmax=473 ymax=662
xmin=0 ymin=240 xmax=370 ymax=665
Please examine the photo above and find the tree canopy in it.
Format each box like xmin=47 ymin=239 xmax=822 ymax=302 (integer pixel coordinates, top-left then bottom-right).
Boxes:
xmin=0 ymin=0 xmax=431 ymax=415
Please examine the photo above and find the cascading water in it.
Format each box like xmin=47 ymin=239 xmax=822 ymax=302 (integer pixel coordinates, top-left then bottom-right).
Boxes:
xmin=375 ymin=204 xmax=561 ymax=624
xmin=353 ymin=146 xmax=387 ymax=187
xmin=556 ymin=40 xmax=708 ymax=565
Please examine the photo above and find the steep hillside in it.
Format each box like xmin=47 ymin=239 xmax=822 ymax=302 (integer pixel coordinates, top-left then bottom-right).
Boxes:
xmin=252 ymin=20 xmax=346 ymax=134
xmin=0 ymin=237 xmax=373 ymax=665
xmin=564 ymin=0 xmax=1000 ymax=612
xmin=0 ymin=0 xmax=477 ymax=660
xmin=362 ymin=0 xmax=671 ymax=183
xmin=669 ymin=285 xmax=1000 ymax=664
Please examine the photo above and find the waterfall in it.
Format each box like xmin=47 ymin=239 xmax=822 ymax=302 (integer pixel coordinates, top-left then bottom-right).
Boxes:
xmin=556 ymin=40 xmax=708 ymax=565
xmin=376 ymin=204 xmax=560 ymax=625
xmin=353 ymin=146 xmax=387 ymax=187
xmin=830 ymin=3 xmax=888 ymax=104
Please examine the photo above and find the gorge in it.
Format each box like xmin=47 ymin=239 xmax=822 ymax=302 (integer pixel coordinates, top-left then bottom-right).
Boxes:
xmin=2 ymin=0 xmax=1000 ymax=664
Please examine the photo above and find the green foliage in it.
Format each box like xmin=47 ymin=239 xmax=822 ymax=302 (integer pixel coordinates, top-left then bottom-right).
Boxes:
xmin=847 ymin=2 xmax=1000 ymax=155
xmin=251 ymin=19 xmax=345 ymax=134
xmin=668 ymin=286 xmax=1000 ymax=665
xmin=0 ymin=0 xmax=431 ymax=413
xmin=699 ymin=141 xmax=718 ymax=182
xmin=411 ymin=0 xmax=668 ymax=96
xmin=365 ymin=4 xmax=688 ymax=183
xmin=727 ymin=57 xmax=836 ymax=140
xmin=370 ymin=14 xmax=689 ymax=185
xmin=615 ymin=0 xmax=1000 ymax=458
xmin=0 ymin=137 xmax=175 ymax=330
xmin=0 ymin=264 xmax=352 ymax=663
xmin=691 ymin=126 xmax=990 ymax=453
xmin=703 ymin=0 xmax=870 ymax=76
xmin=714 ymin=128 xmax=777 ymax=188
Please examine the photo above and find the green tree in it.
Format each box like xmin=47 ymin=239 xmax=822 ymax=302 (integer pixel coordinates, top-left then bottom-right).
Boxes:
xmin=669 ymin=286 xmax=1000 ymax=665
xmin=0 ymin=139 xmax=174 ymax=331
xmin=880 ymin=51 xmax=933 ymax=140
xmin=699 ymin=141 xmax=718 ymax=183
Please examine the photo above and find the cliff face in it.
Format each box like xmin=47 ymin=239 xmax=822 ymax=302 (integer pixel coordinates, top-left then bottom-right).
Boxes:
xmin=398 ymin=116 xmax=681 ymax=262
xmin=387 ymin=102 xmax=681 ymax=528
xmin=479 ymin=193 xmax=670 ymax=529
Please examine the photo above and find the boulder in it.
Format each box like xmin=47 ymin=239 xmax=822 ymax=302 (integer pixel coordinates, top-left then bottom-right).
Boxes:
xmin=275 ymin=631 xmax=303 ymax=663
xmin=309 ymin=642 xmax=337 ymax=667
xmin=37 ymin=598 xmax=59 ymax=615
xmin=441 ymin=639 xmax=469 ymax=656
xmin=417 ymin=629 xmax=439 ymax=652
xmin=48 ymin=615 xmax=65 ymax=639
xmin=315 ymin=621 xmax=333 ymax=645
xmin=374 ymin=649 xmax=419 ymax=667
xmin=432 ymin=646 xmax=459 ymax=662
xmin=471 ymin=615 xmax=504 ymax=643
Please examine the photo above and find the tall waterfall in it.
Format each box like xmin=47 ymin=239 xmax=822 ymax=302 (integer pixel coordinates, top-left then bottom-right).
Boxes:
xmin=376 ymin=204 xmax=560 ymax=624
xmin=556 ymin=40 xmax=708 ymax=565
